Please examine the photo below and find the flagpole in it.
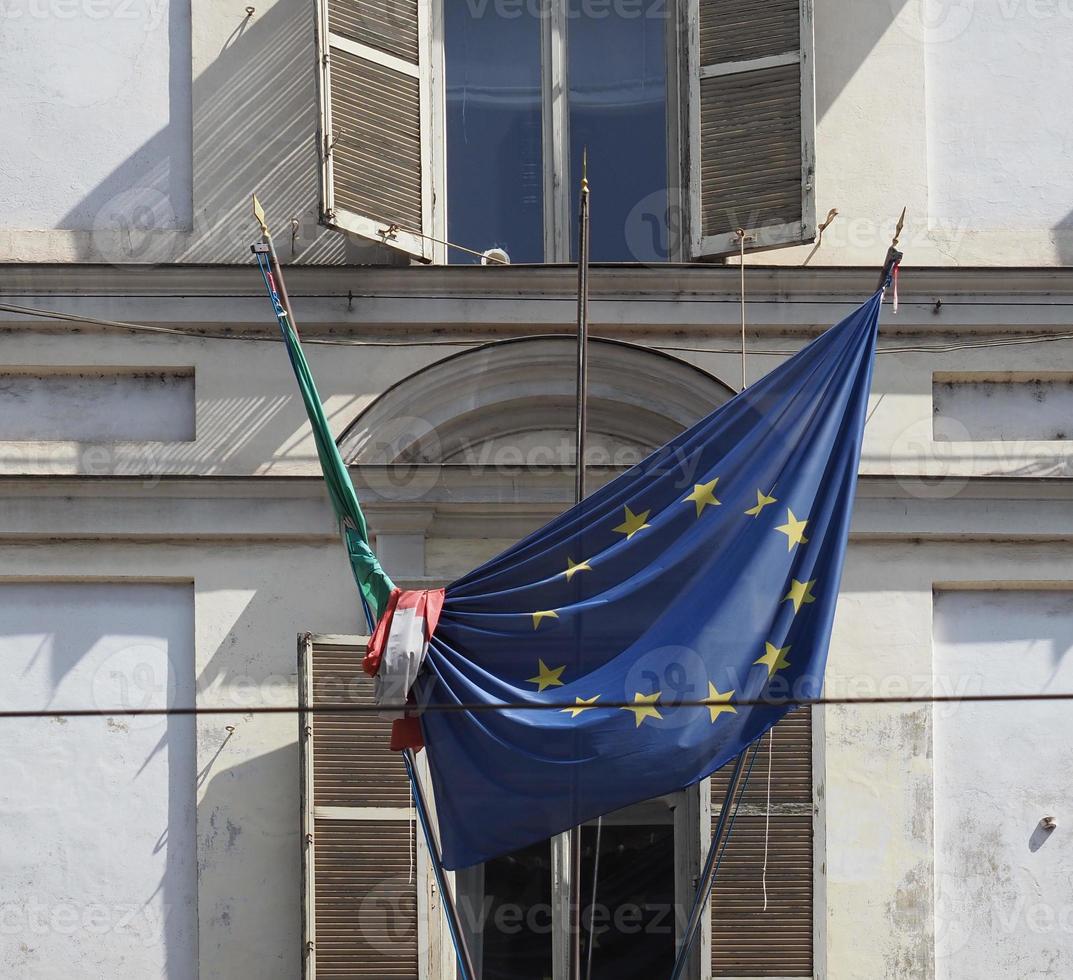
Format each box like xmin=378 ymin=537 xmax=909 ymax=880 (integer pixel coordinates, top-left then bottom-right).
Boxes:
xmin=252 ymin=198 xmax=475 ymax=979
xmin=669 ymin=744 xmax=758 ymax=980
xmin=561 ymin=150 xmax=592 ymax=980
xmin=404 ymin=750 xmax=479 ymax=980
xmin=574 ymin=148 xmax=590 ymax=504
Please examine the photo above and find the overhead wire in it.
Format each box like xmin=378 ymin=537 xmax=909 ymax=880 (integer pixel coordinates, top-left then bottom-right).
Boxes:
xmin=5 ymin=299 xmax=1073 ymax=357
xmin=4 ymin=689 xmax=1073 ymax=720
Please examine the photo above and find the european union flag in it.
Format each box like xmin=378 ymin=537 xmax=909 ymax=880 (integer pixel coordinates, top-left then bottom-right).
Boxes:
xmin=418 ymin=292 xmax=882 ymax=869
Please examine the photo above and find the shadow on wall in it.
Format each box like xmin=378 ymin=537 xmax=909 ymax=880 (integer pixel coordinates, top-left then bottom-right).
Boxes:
xmin=198 ymin=742 xmax=302 ymax=979
xmin=0 ymin=583 xmax=197 ymax=980
xmin=815 ymin=0 xmax=911 ymax=123
xmin=1055 ymin=208 xmax=1073 ymax=266
xmin=61 ymin=0 xmax=395 ymax=265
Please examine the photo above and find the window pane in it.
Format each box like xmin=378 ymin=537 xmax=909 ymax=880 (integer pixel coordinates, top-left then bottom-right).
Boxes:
xmin=568 ymin=3 xmax=669 ymax=261
xmin=580 ymin=824 xmax=676 ymax=979
xmin=480 ymin=839 xmax=553 ymax=980
xmin=445 ymin=6 xmax=544 ymax=264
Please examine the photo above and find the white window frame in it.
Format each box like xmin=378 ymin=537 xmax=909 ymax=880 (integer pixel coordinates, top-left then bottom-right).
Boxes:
xmin=539 ymin=0 xmax=688 ymax=263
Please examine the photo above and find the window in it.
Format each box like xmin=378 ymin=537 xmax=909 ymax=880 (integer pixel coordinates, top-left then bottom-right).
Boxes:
xmin=300 ymin=634 xmax=818 ymax=979
xmin=443 ymin=5 xmax=544 ymax=263
xmin=314 ymin=0 xmax=816 ymax=264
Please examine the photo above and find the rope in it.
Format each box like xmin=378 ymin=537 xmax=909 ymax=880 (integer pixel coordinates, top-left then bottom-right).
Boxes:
xmin=716 ymin=737 xmax=764 ymax=875
xmin=761 ymin=727 xmax=773 ymax=912
xmin=737 ymin=229 xmax=747 ymax=391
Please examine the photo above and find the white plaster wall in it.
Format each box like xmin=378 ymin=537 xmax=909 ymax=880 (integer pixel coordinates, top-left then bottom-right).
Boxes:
xmin=0 ymin=582 xmax=197 ymax=979
xmin=925 ymin=0 xmax=1073 ymax=234
xmin=933 ymin=376 xmax=1073 ymax=443
xmin=0 ymin=369 xmax=195 ymax=442
xmin=0 ymin=0 xmax=193 ymax=231
xmin=932 ymin=590 xmax=1073 ymax=979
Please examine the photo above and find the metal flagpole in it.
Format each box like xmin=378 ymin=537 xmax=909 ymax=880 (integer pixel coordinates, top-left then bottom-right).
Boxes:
xmin=250 ymin=195 xmax=377 ymax=634
xmin=574 ymin=148 xmax=591 ymax=505
xmin=403 ymin=749 xmax=479 ymax=980
xmin=562 ymin=150 xmax=591 ymax=980
xmin=668 ymin=742 xmax=760 ymax=980
xmin=252 ymin=197 xmax=476 ymax=980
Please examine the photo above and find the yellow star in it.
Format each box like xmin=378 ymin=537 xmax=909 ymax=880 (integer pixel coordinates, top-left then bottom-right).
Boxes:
xmin=613 ymin=505 xmax=651 ymax=540
xmin=564 ymin=557 xmax=592 ymax=582
xmin=527 ymin=659 xmax=566 ymax=692
xmin=562 ymin=695 xmax=601 ymax=718
xmin=531 ymin=609 xmax=559 ymax=629
xmin=621 ymin=691 xmax=663 ymax=727
xmin=745 ymin=489 xmax=777 ymax=517
xmin=703 ymin=683 xmax=737 ymax=723
xmin=783 ymin=578 xmax=817 ymax=614
xmin=775 ymin=509 xmax=809 ymax=550
xmin=683 ymin=478 xmax=721 ymax=517
xmin=755 ymin=642 xmax=791 ymax=678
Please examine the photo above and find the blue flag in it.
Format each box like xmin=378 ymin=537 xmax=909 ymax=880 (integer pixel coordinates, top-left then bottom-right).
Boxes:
xmin=415 ymin=292 xmax=881 ymax=869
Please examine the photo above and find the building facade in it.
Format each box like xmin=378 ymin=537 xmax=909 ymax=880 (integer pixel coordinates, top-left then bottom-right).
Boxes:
xmin=2 ymin=1 xmax=1073 ymax=979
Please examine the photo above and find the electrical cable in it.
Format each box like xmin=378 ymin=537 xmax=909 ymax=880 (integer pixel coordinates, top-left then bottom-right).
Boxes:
xmin=6 ymin=299 xmax=1073 ymax=357
xmin=4 ymin=689 xmax=1073 ymax=720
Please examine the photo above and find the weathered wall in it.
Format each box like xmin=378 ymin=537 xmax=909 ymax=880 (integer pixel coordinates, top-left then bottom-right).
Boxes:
xmin=933 ymin=590 xmax=1073 ymax=980
xmin=0 ymin=582 xmax=197 ymax=979
xmin=0 ymin=0 xmax=192 ymax=232
xmin=2 ymin=267 xmax=1072 ymax=977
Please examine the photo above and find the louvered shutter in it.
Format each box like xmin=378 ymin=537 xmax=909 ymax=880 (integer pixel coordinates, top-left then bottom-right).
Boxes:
xmin=688 ymin=0 xmax=817 ymax=257
xmin=300 ymin=634 xmax=420 ymax=979
xmin=708 ymin=708 xmax=814 ymax=977
xmin=314 ymin=0 xmax=443 ymax=262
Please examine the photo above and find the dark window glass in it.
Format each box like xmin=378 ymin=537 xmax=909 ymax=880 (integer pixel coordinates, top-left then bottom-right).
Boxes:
xmin=445 ymin=6 xmax=544 ymax=264
xmin=481 ymin=839 xmax=554 ymax=980
xmin=568 ymin=3 xmax=669 ymax=261
xmin=581 ymin=824 xmax=676 ymax=979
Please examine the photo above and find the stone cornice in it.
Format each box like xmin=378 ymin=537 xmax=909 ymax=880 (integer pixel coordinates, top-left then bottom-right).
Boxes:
xmin=2 ymin=264 xmax=1073 ymax=336
xmin=0 ymin=473 xmax=1072 ymax=545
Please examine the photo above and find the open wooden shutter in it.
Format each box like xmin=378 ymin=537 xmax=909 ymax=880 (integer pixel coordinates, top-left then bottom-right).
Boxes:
xmin=300 ymin=634 xmax=420 ymax=979
xmin=688 ymin=0 xmax=817 ymax=257
xmin=708 ymin=708 xmax=814 ymax=977
xmin=314 ymin=0 xmax=443 ymax=261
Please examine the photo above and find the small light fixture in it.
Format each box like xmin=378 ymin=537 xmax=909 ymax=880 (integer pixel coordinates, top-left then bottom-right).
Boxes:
xmin=481 ymin=247 xmax=510 ymax=266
